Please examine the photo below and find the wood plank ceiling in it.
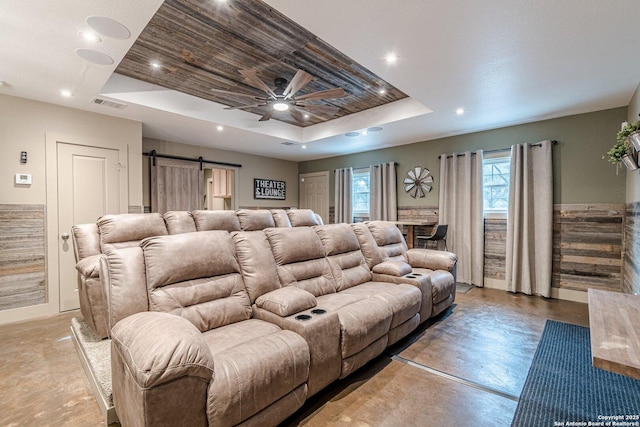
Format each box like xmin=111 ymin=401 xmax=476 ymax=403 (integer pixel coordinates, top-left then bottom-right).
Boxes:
xmin=115 ymin=0 xmax=407 ymax=127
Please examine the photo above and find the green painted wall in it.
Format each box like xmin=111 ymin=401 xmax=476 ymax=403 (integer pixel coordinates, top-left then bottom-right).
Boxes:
xmin=299 ymin=107 xmax=628 ymax=206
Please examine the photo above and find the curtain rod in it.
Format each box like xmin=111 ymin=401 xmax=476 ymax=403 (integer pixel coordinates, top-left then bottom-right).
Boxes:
xmin=438 ymin=140 xmax=558 ymax=159
xmin=143 ymin=150 xmax=242 ymax=169
xmin=334 ymin=161 xmax=396 ymax=172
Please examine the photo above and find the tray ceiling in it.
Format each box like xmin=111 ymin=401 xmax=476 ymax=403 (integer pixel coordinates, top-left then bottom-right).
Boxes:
xmin=115 ymin=0 xmax=408 ymax=127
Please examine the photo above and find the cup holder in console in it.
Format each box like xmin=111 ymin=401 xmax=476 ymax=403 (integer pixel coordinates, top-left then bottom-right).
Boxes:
xmin=311 ymin=309 xmax=326 ymax=315
xmin=295 ymin=314 xmax=312 ymax=321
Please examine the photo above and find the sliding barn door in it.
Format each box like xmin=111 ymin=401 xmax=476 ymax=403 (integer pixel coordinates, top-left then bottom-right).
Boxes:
xmin=151 ymin=157 xmax=204 ymax=213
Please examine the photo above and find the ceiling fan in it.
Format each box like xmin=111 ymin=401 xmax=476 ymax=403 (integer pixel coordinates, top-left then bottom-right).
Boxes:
xmin=211 ymin=69 xmax=346 ymax=122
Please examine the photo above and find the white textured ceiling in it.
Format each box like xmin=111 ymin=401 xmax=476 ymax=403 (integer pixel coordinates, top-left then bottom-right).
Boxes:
xmin=1 ymin=0 xmax=640 ymax=161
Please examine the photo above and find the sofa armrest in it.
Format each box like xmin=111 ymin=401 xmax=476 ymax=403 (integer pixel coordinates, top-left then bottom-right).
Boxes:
xmin=111 ymin=312 xmax=214 ymax=388
xmin=75 ymin=254 xmax=101 ymax=278
xmin=372 ymin=260 xmax=412 ymax=276
xmin=407 ymin=248 xmax=458 ymax=272
xmin=255 ymin=287 xmax=317 ymax=317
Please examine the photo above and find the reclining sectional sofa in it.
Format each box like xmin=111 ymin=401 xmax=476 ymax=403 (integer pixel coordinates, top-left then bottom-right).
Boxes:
xmin=72 ymin=209 xmax=324 ymax=339
xmin=92 ymin=215 xmax=456 ymax=426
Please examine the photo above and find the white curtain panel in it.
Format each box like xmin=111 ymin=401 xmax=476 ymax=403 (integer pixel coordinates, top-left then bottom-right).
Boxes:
xmin=505 ymin=140 xmax=553 ymax=297
xmin=334 ymin=167 xmax=353 ymax=223
xmin=370 ymin=162 xmax=398 ymax=221
xmin=438 ymin=151 xmax=484 ymax=286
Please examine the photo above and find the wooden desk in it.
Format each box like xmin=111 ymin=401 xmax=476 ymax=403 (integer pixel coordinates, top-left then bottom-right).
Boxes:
xmin=588 ymin=288 xmax=640 ymax=380
xmin=389 ymin=220 xmax=437 ymax=249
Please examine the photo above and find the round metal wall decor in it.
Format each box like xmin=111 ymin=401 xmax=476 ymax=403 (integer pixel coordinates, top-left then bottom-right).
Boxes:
xmin=403 ymin=166 xmax=433 ymax=198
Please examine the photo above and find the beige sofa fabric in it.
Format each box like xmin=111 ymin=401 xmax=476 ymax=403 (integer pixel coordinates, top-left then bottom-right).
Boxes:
xmin=162 ymin=211 xmax=196 ymax=234
xmin=236 ymin=209 xmax=276 ymax=231
xmin=142 ymin=231 xmax=251 ymax=332
xmin=98 ymin=213 xmax=167 ymax=252
xmin=191 ymin=210 xmax=241 ymax=232
xmin=287 ymin=209 xmax=320 ymax=227
xmin=232 ymin=231 xmax=281 ymax=303
xmin=270 ymin=209 xmax=292 ymax=227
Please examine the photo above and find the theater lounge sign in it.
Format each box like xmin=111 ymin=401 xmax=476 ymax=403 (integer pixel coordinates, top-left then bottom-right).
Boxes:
xmin=254 ymin=178 xmax=286 ymax=200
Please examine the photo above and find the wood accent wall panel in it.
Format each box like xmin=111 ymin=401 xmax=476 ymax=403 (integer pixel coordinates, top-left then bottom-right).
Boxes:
xmin=484 ymin=218 xmax=507 ymax=280
xmin=623 ymin=201 xmax=640 ymax=294
xmin=0 ymin=204 xmax=46 ymax=311
xmin=552 ymin=204 xmax=624 ymax=293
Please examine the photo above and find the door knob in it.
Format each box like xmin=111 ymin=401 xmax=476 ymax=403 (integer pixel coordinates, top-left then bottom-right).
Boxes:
xmin=61 ymin=233 xmax=70 ymax=240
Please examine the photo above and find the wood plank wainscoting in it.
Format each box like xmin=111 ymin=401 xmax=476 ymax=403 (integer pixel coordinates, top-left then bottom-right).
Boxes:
xmin=624 ymin=201 xmax=640 ymax=294
xmin=0 ymin=204 xmax=46 ymax=311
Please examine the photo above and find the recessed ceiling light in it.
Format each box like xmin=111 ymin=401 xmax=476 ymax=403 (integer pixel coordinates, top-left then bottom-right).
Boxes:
xmin=361 ymin=130 xmax=369 ymax=136
xmin=301 ymin=145 xmax=307 ymax=149
xmin=273 ymin=102 xmax=289 ymax=111
xmin=60 ymin=89 xmax=72 ymax=98
xmin=345 ymin=132 xmax=360 ymax=137
xmin=456 ymin=108 xmax=465 ymax=115
xmin=303 ymin=113 xmax=310 ymax=119
xmin=217 ymin=125 xmax=224 ymax=131
xmin=385 ymin=53 xmax=398 ymax=64
xmin=75 ymin=49 xmax=114 ymax=65
xmin=87 ymin=16 xmax=131 ymax=40
xmin=79 ymin=31 xmax=101 ymax=43
xmin=378 ymin=88 xmax=387 ymax=95
xmin=151 ymin=61 xmax=161 ymax=69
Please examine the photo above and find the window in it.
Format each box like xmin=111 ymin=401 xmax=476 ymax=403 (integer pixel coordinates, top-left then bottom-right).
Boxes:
xmin=483 ymin=153 xmax=511 ymax=215
xmin=352 ymin=169 xmax=370 ymax=215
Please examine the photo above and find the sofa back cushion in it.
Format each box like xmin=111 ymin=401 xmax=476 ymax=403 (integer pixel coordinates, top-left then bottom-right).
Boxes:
xmin=314 ymin=224 xmax=371 ymax=291
xmin=98 ymin=213 xmax=167 ymax=252
xmin=366 ymin=221 xmax=408 ymax=263
xmin=288 ymin=209 xmax=320 ymax=227
xmin=264 ymin=227 xmax=336 ymax=297
xmin=163 ymin=211 xmax=196 ymax=234
xmin=236 ymin=209 xmax=275 ymax=230
xmin=72 ymin=223 xmax=101 ymax=262
xmin=350 ymin=223 xmax=385 ymax=269
xmin=270 ymin=209 xmax=292 ymax=228
xmin=232 ymin=231 xmax=281 ymax=303
xmin=141 ymin=231 xmax=251 ymax=332
xmin=191 ymin=210 xmax=241 ymax=232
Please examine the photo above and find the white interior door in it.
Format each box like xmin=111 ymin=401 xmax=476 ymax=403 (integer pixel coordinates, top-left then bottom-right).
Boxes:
xmin=299 ymin=171 xmax=329 ymax=223
xmin=57 ymin=143 xmax=120 ymax=311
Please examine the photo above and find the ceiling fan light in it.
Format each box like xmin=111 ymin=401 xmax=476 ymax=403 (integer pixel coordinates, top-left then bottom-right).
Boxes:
xmin=273 ymin=102 xmax=289 ymax=111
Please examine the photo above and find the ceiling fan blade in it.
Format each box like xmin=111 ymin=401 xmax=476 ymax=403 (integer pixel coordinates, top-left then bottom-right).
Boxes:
xmin=296 ymin=103 xmax=339 ymax=115
xmin=239 ymin=69 xmax=276 ymax=98
xmin=283 ymin=70 xmax=314 ymax=99
xmin=259 ymin=109 xmax=273 ymax=122
xmin=288 ymin=106 xmax=306 ymax=122
xmin=295 ymin=87 xmax=346 ymax=101
xmin=223 ymin=103 xmax=267 ymax=110
xmin=210 ymin=88 xmax=264 ymax=100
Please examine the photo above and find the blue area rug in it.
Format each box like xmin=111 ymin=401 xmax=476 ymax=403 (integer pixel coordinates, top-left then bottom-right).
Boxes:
xmin=511 ymin=320 xmax=640 ymax=427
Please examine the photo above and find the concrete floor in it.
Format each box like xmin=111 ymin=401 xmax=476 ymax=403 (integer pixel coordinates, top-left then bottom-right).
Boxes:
xmin=0 ymin=287 xmax=589 ymax=426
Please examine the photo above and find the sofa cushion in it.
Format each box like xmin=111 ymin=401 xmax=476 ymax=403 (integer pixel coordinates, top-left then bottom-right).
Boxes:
xmin=206 ymin=329 xmax=309 ymax=426
xmin=163 ymin=211 xmax=196 ymax=234
xmin=372 ymin=260 xmax=412 ymax=276
xmin=255 ymin=287 xmax=317 ymax=317
xmin=191 ymin=210 xmax=241 ymax=232
xmin=233 ymin=230 xmax=281 ymax=303
xmin=98 ymin=213 xmax=167 ymax=252
xmin=72 ymin=223 xmax=101 ymax=261
xmin=287 ymin=209 xmax=320 ymax=227
xmin=141 ymin=231 xmax=251 ymax=332
xmin=315 ymin=224 xmax=371 ymax=291
xmin=270 ymin=209 xmax=292 ymax=227
xmin=75 ymin=254 xmax=101 ymax=278
xmin=366 ymin=220 xmax=408 ymax=263
xmin=351 ymin=223 xmax=385 ymax=269
xmin=236 ymin=209 xmax=275 ymax=231
xmin=265 ymin=227 xmax=337 ymax=297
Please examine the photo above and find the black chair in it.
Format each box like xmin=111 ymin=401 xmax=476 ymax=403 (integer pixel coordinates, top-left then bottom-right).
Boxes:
xmin=416 ymin=224 xmax=448 ymax=251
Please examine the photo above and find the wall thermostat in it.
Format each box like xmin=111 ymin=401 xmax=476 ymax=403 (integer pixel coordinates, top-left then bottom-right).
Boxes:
xmin=15 ymin=173 xmax=32 ymax=185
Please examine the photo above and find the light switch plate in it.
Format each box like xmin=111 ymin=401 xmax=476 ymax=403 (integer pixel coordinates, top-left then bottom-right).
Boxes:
xmin=15 ymin=173 xmax=32 ymax=185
